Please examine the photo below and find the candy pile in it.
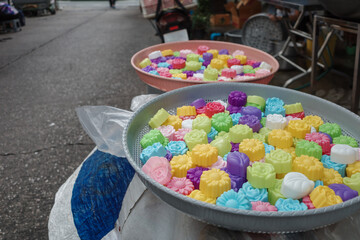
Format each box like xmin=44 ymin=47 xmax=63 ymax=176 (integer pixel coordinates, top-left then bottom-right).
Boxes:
xmin=138 ymin=45 xmax=272 ymax=81
xmin=139 ymin=90 xmax=360 ymax=212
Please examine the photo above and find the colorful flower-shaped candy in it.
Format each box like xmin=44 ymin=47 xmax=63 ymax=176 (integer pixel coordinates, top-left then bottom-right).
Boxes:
xmin=162 ymin=115 xmax=182 ymax=131
xmin=170 ymin=154 xmax=194 ymax=178
xmin=200 ymin=168 xmax=231 ymax=198
xmin=211 ymin=112 xmax=233 ymax=132
xmin=192 ymin=115 xmax=211 ymax=133
xmin=287 ymin=120 xmax=311 ymax=139
xmin=309 ymin=185 xmax=343 ymax=208
xmin=149 ymin=108 xmax=170 ymax=129
xmin=321 ymin=168 xmax=343 ymax=185
xmin=247 ymin=162 xmax=275 ymax=188
xmin=343 ymin=172 xmax=360 ymax=194
xmin=318 ymin=123 xmax=342 ymax=139
xmin=252 ymin=201 xmax=277 ymax=211
xmin=280 ymin=172 xmax=314 ymax=199
xmin=157 ymin=125 xmax=175 ymax=141
xmin=188 ymin=190 xmax=216 ymax=204
xmin=142 ymin=156 xmax=172 ymax=185
xmin=275 ymin=198 xmax=308 ymax=212
xmin=303 ymin=115 xmax=323 ymax=131
xmin=210 ymin=137 xmax=232 ymax=157
xmin=328 ymin=183 xmax=359 ymax=201
xmin=321 ymin=154 xmax=346 ymax=177
xmin=216 ymin=190 xmax=252 ymax=210
xmin=191 ymin=144 xmax=219 ymax=167
xmin=173 ymin=128 xmax=191 ymax=141
xmin=268 ymin=129 xmax=293 ymax=148
xmin=166 ymin=177 xmax=194 ymax=195
xmin=238 ymin=182 xmax=268 ymax=202
xmin=186 ymin=167 xmax=208 ymax=189
xmin=265 ymin=149 xmax=292 ymax=174
xmin=229 ymin=124 xmax=253 ymax=143
xmin=295 ymin=140 xmax=322 ymax=160
xmin=166 ymin=141 xmax=188 ymax=156
xmin=292 ymin=155 xmax=324 ymax=181
xmin=268 ymin=179 xmax=285 ymax=205
xmin=140 ymin=129 xmax=169 ymax=149
xmin=184 ymin=129 xmax=208 ymax=151
xmin=239 ymin=139 xmax=265 ymax=162
xmin=140 ymin=142 xmax=167 ymax=164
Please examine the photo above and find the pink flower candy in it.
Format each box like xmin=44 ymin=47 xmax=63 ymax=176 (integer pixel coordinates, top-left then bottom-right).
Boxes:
xmin=302 ymin=196 xmax=315 ymax=209
xmin=246 ymin=60 xmax=257 ymax=66
xmin=187 ymin=77 xmax=202 ymax=81
xmin=157 ymin=67 xmax=169 ymax=73
xmin=173 ymin=128 xmax=191 ymax=141
xmin=255 ymin=69 xmax=270 ymax=78
xmin=244 ymin=73 xmax=256 ymax=77
xmin=142 ymin=156 xmax=172 ymax=185
xmin=160 ymin=72 xmax=172 ymax=78
xmin=166 ymin=59 xmax=173 ymax=65
xmin=251 ymin=201 xmax=278 ymax=211
xmin=210 ymin=156 xmax=227 ymax=169
xmin=157 ymin=125 xmax=175 ymax=141
xmin=232 ymin=50 xmax=245 ymax=57
xmin=166 ymin=177 xmax=194 ymax=195
xmin=233 ymin=75 xmax=253 ymax=81
xmin=218 ymin=76 xmax=232 ymax=81
xmin=151 ymin=63 xmax=157 ymax=69
xmin=179 ymin=49 xmax=193 ymax=58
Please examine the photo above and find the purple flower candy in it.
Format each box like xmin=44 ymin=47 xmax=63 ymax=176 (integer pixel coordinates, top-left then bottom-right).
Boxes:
xmin=231 ymin=142 xmax=239 ymax=152
xmin=183 ymin=70 xmax=194 ymax=77
xmin=222 ymin=168 xmax=247 ymax=191
xmin=219 ymin=49 xmax=229 ymax=55
xmin=240 ymin=106 xmax=262 ymax=120
xmin=195 ymin=69 xmax=204 ymax=74
xmin=142 ymin=66 xmax=155 ymax=72
xmin=328 ymin=183 xmax=358 ymax=201
xmin=226 ymin=104 xmax=242 ymax=114
xmin=186 ymin=167 xmax=209 ymax=189
xmin=239 ymin=115 xmax=262 ymax=132
xmin=208 ymin=137 xmax=213 ymax=143
xmin=228 ymin=91 xmax=247 ymax=107
xmin=226 ymin=152 xmax=250 ymax=177
xmin=165 ymin=56 xmax=176 ymax=60
xmin=191 ymin=98 xmax=207 ymax=109
xmin=252 ymin=62 xmax=261 ymax=68
xmin=239 ymin=72 xmax=245 ymax=76
xmin=164 ymin=150 xmax=173 ymax=161
xmin=203 ymin=60 xmax=211 ymax=67
xmin=202 ymin=52 xmax=213 ymax=61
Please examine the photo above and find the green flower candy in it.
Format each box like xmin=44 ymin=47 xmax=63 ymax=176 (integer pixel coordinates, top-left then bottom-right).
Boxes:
xmin=148 ymin=108 xmax=170 ymax=129
xmin=140 ymin=129 xmax=169 ymax=149
xmin=211 ymin=112 xmax=233 ymax=132
xmin=247 ymin=162 xmax=276 ymax=188
xmin=229 ymin=124 xmax=253 ymax=143
xmin=265 ymin=149 xmax=292 ymax=173
xmin=192 ymin=116 xmax=211 ymax=134
xmin=203 ymin=68 xmax=218 ymax=81
xmin=295 ymin=140 xmax=322 ymax=160
xmin=186 ymin=61 xmax=202 ymax=71
xmin=186 ymin=53 xmax=200 ymax=62
xmin=215 ymin=131 xmax=230 ymax=142
xmin=253 ymin=133 xmax=265 ymax=143
xmin=259 ymin=127 xmax=272 ymax=143
xmin=333 ymin=135 xmax=359 ymax=148
xmin=260 ymin=117 xmax=267 ymax=127
xmin=343 ymin=172 xmax=360 ymax=194
xmin=210 ymin=137 xmax=232 ymax=157
xmin=184 ymin=129 xmax=208 ymax=151
xmin=169 ymin=69 xmax=182 ymax=75
xmin=268 ymin=179 xmax=285 ymax=205
xmin=318 ymin=123 xmax=342 ymax=139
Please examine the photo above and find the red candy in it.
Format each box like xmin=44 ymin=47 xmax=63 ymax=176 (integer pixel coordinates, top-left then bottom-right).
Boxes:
xmin=204 ymin=102 xmax=225 ymax=118
xmin=227 ymin=58 xmax=241 ymax=68
xmin=160 ymin=72 xmax=172 ymax=78
xmin=302 ymin=196 xmax=315 ymax=209
xmin=286 ymin=111 xmax=305 ymax=119
xmin=197 ymin=45 xmax=210 ymax=55
xmin=246 ymin=60 xmax=257 ymax=66
xmin=172 ymin=59 xmax=186 ymax=69
xmin=196 ymin=106 xmax=206 ymax=115
xmin=221 ymin=69 xmax=236 ymax=78
xmin=244 ymin=73 xmax=256 ymax=77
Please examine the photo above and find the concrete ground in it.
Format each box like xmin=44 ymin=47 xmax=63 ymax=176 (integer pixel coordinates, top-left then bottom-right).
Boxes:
xmin=0 ymin=1 xmax=358 ymax=239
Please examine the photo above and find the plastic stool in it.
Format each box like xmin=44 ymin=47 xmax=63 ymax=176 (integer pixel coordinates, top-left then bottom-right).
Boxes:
xmin=0 ymin=19 xmax=21 ymax=33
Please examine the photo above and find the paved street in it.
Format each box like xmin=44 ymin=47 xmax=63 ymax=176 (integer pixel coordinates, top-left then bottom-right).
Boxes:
xmin=0 ymin=1 xmax=158 ymax=239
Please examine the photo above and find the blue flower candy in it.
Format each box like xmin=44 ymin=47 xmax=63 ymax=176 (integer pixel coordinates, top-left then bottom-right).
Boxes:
xmin=216 ymin=189 xmax=252 ymax=210
xmin=314 ymin=180 xmax=324 ymax=188
xmin=207 ymin=127 xmax=218 ymax=140
xmin=238 ymin=182 xmax=268 ymax=202
xmin=275 ymin=198 xmax=308 ymax=212
xmin=140 ymin=142 xmax=167 ymax=164
xmin=266 ymin=97 xmax=284 ymax=107
xmin=230 ymin=113 xmax=242 ymax=126
xmin=165 ymin=141 xmax=188 ymax=156
xmin=263 ymin=143 xmax=275 ymax=154
xmin=321 ymin=155 xmax=346 ymax=177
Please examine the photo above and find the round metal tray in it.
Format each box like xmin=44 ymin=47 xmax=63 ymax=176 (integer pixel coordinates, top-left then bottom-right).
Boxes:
xmin=123 ymin=83 xmax=360 ymax=233
xmin=131 ymin=40 xmax=279 ymax=92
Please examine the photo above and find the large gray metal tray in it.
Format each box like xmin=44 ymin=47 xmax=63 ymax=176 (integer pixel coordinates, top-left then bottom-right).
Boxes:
xmin=123 ymin=82 xmax=360 ymax=233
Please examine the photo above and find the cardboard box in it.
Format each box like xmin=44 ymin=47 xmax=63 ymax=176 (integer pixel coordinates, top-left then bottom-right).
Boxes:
xmin=210 ymin=13 xmax=231 ymax=27
xmin=225 ymin=0 xmax=262 ymax=29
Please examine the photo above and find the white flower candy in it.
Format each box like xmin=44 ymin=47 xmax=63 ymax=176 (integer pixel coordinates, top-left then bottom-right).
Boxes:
xmin=259 ymin=61 xmax=272 ymax=71
xmin=148 ymin=50 xmax=162 ymax=60
xmin=281 ymin=172 xmax=314 ymax=199
xmin=266 ymin=114 xmax=287 ymax=130
xmin=214 ymin=100 xmax=228 ymax=109
xmin=331 ymin=144 xmax=360 ymax=164
xmin=231 ymin=65 xmax=243 ymax=74
xmin=218 ymin=76 xmax=232 ymax=81
xmin=193 ymin=73 xmax=204 ymax=79
xmin=182 ymin=119 xmax=193 ymax=129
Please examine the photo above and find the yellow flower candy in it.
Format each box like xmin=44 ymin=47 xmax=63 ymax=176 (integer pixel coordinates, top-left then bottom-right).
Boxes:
xmin=177 ymin=106 xmax=196 ymax=116
xmin=238 ymin=139 xmax=265 ymax=162
xmin=200 ymin=168 xmax=231 ymax=198
xmin=309 ymin=186 xmax=343 ymax=208
xmin=161 ymin=49 xmax=173 ymax=56
xmin=287 ymin=120 xmax=311 ymax=139
xmin=173 ymin=73 xmax=187 ymax=79
xmin=188 ymin=190 xmax=216 ymax=204
xmin=207 ymin=49 xmax=219 ymax=59
xmin=276 ymin=146 xmax=296 ymax=160
xmin=292 ymin=155 xmax=324 ymax=181
xmin=162 ymin=115 xmax=182 ymax=131
xmin=322 ymin=168 xmax=343 ymax=185
xmin=346 ymin=161 xmax=360 ymax=177
xmin=268 ymin=129 xmax=293 ymax=148
xmin=210 ymin=59 xmax=225 ymax=70
xmin=303 ymin=115 xmax=324 ymax=132
xmin=170 ymin=155 xmax=195 ymax=178
xmin=234 ymin=55 xmax=247 ymax=64
xmin=191 ymin=144 xmax=218 ymax=167
xmin=218 ymin=55 xmax=231 ymax=67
